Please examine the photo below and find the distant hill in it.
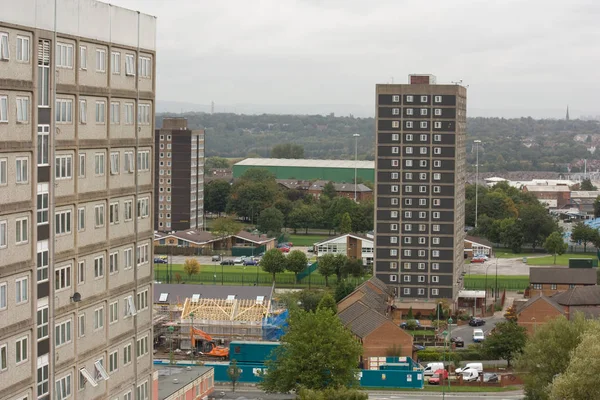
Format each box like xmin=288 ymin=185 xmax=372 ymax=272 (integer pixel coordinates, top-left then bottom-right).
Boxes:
xmin=156 ymin=112 xmax=600 ymax=173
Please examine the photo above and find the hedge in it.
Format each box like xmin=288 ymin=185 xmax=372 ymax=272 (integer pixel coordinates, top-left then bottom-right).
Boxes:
xmin=416 ymin=347 xmax=486 ymax=362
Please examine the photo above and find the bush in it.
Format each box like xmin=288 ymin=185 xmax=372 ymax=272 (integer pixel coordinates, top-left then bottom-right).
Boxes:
xmin=406 ymin=319 xmax=419 ymax=330
xmin=416 ymin=346 xmax=486 ymax=362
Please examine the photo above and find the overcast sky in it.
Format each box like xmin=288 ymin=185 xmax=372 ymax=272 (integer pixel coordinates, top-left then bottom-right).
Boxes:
xmin=111 ymin=0 xmax=600 ymax=118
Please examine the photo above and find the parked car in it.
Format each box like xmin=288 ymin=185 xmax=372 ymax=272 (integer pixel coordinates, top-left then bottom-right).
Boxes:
xmin=483 ymin=373 xmax=499 ymax=383
xmin=211 ymin=255 xmax=221 ymax=262
xmin=428 ymin=369 xmax=448 ymax=385
xmin=422 ymin=362 xmax=444 ymax=376
xmin=153 ymin=257 xmax=167 ymax=264
xmin=472 ymin=329 xmax=485 ymax=343
xmin=450 ymin=337 xmax=464 ymax=347
xmin=456 ymin=363 xmax=483 ymax=376
xmin=158 ymin=255 xmax=168 ymax=261
xmin=400 ymin=320 xmax=421 ymax=329
xmin=471 ymin=257 xmax=486 ymax=263
xmin=469 ymin=318 xmax=486 ymax=327
xmin=220 ymin=260 xmax=235 ymax=266
xmin=278 ymin=247 xmax=290 ymax=253
xmin=243 ymin=259 xmax=257 ymax=266
xmin=462 ymin=370 xmax=480 ymax=382
xmin=233 ymin=258 xmax=244 ymax=264
xmin=474 ymin=254 xmax=489 ymax=260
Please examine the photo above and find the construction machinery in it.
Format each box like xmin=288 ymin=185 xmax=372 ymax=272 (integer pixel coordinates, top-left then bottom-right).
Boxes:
xmin=191 ymin=327 xmax=229 ymax=360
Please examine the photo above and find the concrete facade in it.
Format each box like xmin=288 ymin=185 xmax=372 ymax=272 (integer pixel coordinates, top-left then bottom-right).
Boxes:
xmin=0 ymin=1 xmax=156 ymax=399
xmin=374 ymin=76 xmax=467 ymax=301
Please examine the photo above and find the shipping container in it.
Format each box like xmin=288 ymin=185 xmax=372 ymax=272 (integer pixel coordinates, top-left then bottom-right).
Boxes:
xmin=568 ymin=258 xmax=598 ymax=268
xmin=229 ymin=341 xmax=280 ymax=364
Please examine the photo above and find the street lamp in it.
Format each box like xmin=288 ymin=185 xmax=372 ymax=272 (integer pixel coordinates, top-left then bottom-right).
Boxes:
xmin=447 ymin=317 xmax=453 ymax=392
xmin=353 ymin=133 xmax=360 ymax=202
xmin=474 ymin=140 xmax=482 ymax=228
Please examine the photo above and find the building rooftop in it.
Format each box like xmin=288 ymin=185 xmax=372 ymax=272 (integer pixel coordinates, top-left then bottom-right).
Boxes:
xmin=153 ymin=284 xmax=273 ymax=304
xmin=338 ymin=301 xmax=390 ymax=338
xmin=571 ymin=191 xmax=600 ymax=199
xmin=156 ymin=366 xmax=212 ymax=400
xmin=235 ymin=158 xmax=374 ymax=169
xmin=314 ymin=233 xmax=373 ymax=247
xmin=154 ymin=229 xmax=274 ymax=245
xmin=529 ymin=267 xmax=597 ymax=285
xmin=524 ymin=185 xmax=571 ymax=192
xmin=552 ymin=286 xmax=600 ymax=306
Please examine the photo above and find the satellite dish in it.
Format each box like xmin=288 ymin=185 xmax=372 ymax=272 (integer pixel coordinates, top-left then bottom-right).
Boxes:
xmin=71 ymin=292 xmax=82 ymax=302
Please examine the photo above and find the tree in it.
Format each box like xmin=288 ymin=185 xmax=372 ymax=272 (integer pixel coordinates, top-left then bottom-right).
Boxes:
xmin=205 ymin=156 xmax=230 ymax=170
xmin=271 ymin=143 xmax=304 ymax=159
xmin=333 ymin=254 xmax=348 ymax=281
xmin=211 ymin=217 xmax=241 ymax=248
xmin=227 ymin=359 xmax=242 ymax=393
xmin=261 ymin=248 xmax=286 ymax=282
xmin=343 ymin=258 xmax=365 ymax=278
xmin=286 ymin=250 xmax=308 ymax=283
xmin=322 ymin=181 xmax=337 ymax=199
xmin=288 ymin=204 xmax=323 ymax=234
xmin=174 ymin=272 xmax=182 ymax=284
xmin=334 ymin=280 xmax=356 ymax=302
xmin=260 ymin=308 xmax=362 ymax=393
xmin=481 ymin=321 xmax=527 ymax=367
xmin=519 ymin=204 xmax=558 ymax=251
xmin=317 ymin=254 xmax=337 ymax=287
xmin=317 ymin=293 xmax=337 ymax=313
xmin=571 ymin=222 xmax=597 ymax=252
xmin=517 ymin=314 xmax=589 ymax=400
xmin=257 ymin=207 xmax=284 ymax=235
xmin=580 ymin=178 xmax=597 ymax=191
xmin=544 ymin=232 xmax=568 ymax=264
xmin=549 ymin=328 xmax=600 ymax=400
xmin=407 ymin=307 xmax=414 ymax=320
xmin=297 ymin=387 xmax=368 ymax=400
xmin=594 ymin=196 xmax=600 ymax=218
xmin=226 ymin=168 xmax=280 ymax=220
xmin=204 ymin=180 xmax=231 ymax=215
xmin=183 ymin=258 xmax=200 ymax=279
xmin=339 ymin=212 xmax=352 ymax=234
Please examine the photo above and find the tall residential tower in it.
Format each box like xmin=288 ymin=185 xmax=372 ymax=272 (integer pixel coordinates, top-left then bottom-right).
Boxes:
xmin=374 ymin=75 xmax=466 ymax=301
xmin=0 ymin=1 xmax=156 ymax=399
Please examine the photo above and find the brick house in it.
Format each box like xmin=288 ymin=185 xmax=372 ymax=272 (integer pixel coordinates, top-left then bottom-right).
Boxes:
xmin=527 ymin=267 xmax=596 ymax=297
xmin=337 ymin=277 xmax=413 ymax=368
xmin=522 ymin=185 xmax=571 ymax=209
xmin=516 ymin=295 xmax=565 ymax=335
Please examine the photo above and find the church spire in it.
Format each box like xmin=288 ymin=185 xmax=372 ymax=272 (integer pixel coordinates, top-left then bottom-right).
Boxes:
xmin=566 ymin=105 xmax=570 ymax=121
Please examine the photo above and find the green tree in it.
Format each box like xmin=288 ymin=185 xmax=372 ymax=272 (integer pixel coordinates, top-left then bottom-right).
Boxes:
xmin=517 ymin=314 xmax=589 ymax=400
xmin=317 ymin=254 xmax=337 ymax=287
xmin=407 ymin=307 xmax=414 ymax=320
xmin=183 ymin=258 xmax=200 ymax=279
xmin=580 ymin=178 xmax=597 ymax=191
xmin=571 ymin=222 xmax=597 ymax=252
xmin=288 ymin=203 xmax=323 ymax=234
xmin=257 ymin=207 xmax=284 ymax=235
xmin=205 ymin=156 xmax=230 ymax=170
xmin=549 ymin=329 xmax=600 ymax=400
xmin=286 ymin=250 xmax=308 ymax=283
xmin=544 ymin=232 xmax=568 ymax=264
xmin=271 ymin=143 xmax=304 ymax=159
xmin=204 ymin=180 xmax=231 ymax=215
xmin=211 ymin=217 xmax=241 ymax=248
xmin=322 ymin=181 xmax=337 ymax=199
xmin=333 ymin=254 xmax=349 ymax=281
xmin=260 ymin=308 xmax=362 ymax=393
xmin=273 ymin=198 xmax=294 ymax=226
xmin=594 ymin=196 xmax=600 ymax=218
xmin=481 ymin=321 xmax=527 ymax=367
xmin=334 ymin=280 xmax=356 ymax=302
xmin=339 ymin=212 xmax=352 ymax=234
xmin=227 ymin=359 xmax=242 ymax=393
xmin=261 ymin=248 xmax=287 ymax=282
xmin=297 ymin=387 xmax=368 ymax=400
xmin=519 ymin=204 xmax=558 ymax=250
xmin=343 ymin=258 xmax=365 ymax=278
xmin=324 ymin=197 xmax=357 ymax=234
xmin=226 ymin=168 xmax=280 ymax=220
xmin=317 ymin=292 xmax=337 ymax=313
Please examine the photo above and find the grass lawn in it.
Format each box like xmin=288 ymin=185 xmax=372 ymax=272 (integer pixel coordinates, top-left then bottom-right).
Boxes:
xmin=287 ymin=234 xmax=332 ymax=246
xmin=494 ymin=249 xmax=542 ymax=259
xmin=526 ymin=253 xmax=597 ymax=266
xmin=364 ymin=385 xmax=520 ymax=393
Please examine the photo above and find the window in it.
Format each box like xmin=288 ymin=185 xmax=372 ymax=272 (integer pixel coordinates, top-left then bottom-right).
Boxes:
xmin=109 ymin=252 xmax=118 ymax=274
xmin=420 ymin=134 xmax=427 ymax=141
xmin=418 ymin=250 xmax=426 ymax=257
xmin=432 ymin=263 xmax=439 ymax=270
xmin=419 ymin=186 xmax=426 ymax=193
xmin=37 ymin=306 xmax=49 ymax=339
xmin=433 ymin=224 xmax=440 ymax=232
xmin=56 ymin=42 xmax=73 ymax=68
xmin=390 ymin=261 xmax=398 ymax=269
xmin=15 ymin=336 xmax=27 ymax=364
xmin=123 ymin=249 xmax=132 ymax=269
xmin=78 ymin=261 xmax=85 ymax=283
xmin=406 ymin=147 xmax=413 ymax=154
xmin=392 ymin=133 xmax=399 ymax=141
xmin=420 ymin=121 xmax=428 ymax=128
xmin=391 ymin=120 xmax=400 ymax=128
xmin=434 ymin=135 xmax=442 ymax=143
xmin=111 ymin=51 xmax=120 ymax=74
xmin=405 ymin=185 xmax=412 ymax=192
xmin=136 ymin=336 xmax=149 ymax=358
xmin=137 ymin=244 xmax=149 ymax=266
xmin=15 ymin=276 xmax=28 ymax=304
xmin=403 ymin=237 xmax=411 ymax=244
xmin=551 ymin=284 xmax=557 ymax=290
xmin=419 ymin=172 xmax=426 ymax=180
xmin=419 ymin=198 xmax=427 ymax=206
xmin=418 ymin=276 xmax=425 ymax=283
xmin=124 ymin=102 xmax=134 ymax=124
xmin=433 ymin=250 xmax=440 ymax=258
xmin=139 ymin=56 xmax=151 ymax=77
xmin=420 ymin=95 xmax=428 ymax=102
xmin=419 ymin=224 xmax=426 ymax=232
xmin=391 ymin=159 xmax=399 ymax=167
xmin=391 ymin=210 xmax=398 ymax=218
xmin=137 ymin=198 xmax=149 ymax=218
xmin=404 ymin=211 xmax=412 ymax=218
xmin=391 ymin=172 xmax=399 ymax=180
xmin=124 ymin=151 xmax=134 ymax=173
xmin=0 ymin=96 xmax=8 ymax=122
xmin=137 ymin=151 xmax=150 ymax=171
xmin=390 ymin=249 xmax=398 ymax=256
xmin=391 ymin=198 xmax=398 ymax=205
xmin=124 ymin=296 xmax=137 ymax=317
xmin=94 ymin=152 xmax=105 ymax=175
xmin=109 ymin=203 xmax=119 ymax=225
xmin=391 ymin=185 xmax=398 ymax=193
xmin=433 ymin=237 xmax=440 ymax=244
xmin=124 ymin=200 xmax=133 ymax=221
xmin=94 ymin=204 xmax=104 ymax=228
xmin=432 ymin=289 xmax=439 ymax=296
xmin=55 ymin=373 xmax=72 ymax=400
xmin=420 ymin=108 xmax=428 ymax=116
xmin=55 ymin=155 xmax=72 ymax=179
xmin=392 ymin=95 xmax=400 ymax=102
xmin=390 ymin=224 xmax=398 ymax=231
xmin=434 ymin=160 xmax=441 ymax=168
xmin=78 ymin=314 xmax=85 ymax=337
xmin=434 ymin=95 xmax=442 ymax=103
xmin=94 ymin=255 xmax=104 ymax=278
xmin=136 ymin=290 xmax=148 ymax=311
xmin=391 ymin=146 xmax=399 ymax=154
xmin=37 ymin=364 xmax=49 ymax=397
xmin=404 ymin=250 xmax=411 ymax=256
xmin=392 ymin=108 xmax=400 ymax=115
xmin=532 ymin=284 xmax=542 ymax=290
xmin=420 ymin=147 xmax=427 ymax=155
xmin=79 ymin=45 xmax=87 ymax=69
xmin=433 ymin=199 xmax=441 ymax=206
xmin=406 ymin=95 xmax=413 ymax=102
xmin=404 ymin=224 xmax=411 ymax=232
xmin=55 ymin=264 xmax=71 ymax=291
xmin=96 ymin=49 xmax=106 ymax=72
xmin=403 ymin=288 xmax=411 ymax=295
xmin=406 ymin=134 xmax=413 ymax=141
xmin=110 ymin=102 xmax=120 ymax=124
xmin=16 ymin=157 xmax=28 ymax=183
xmin=0 ymin=283 xmax=5 ymax=310
xmin=16 ymin=96 xmax=29 ymax=122
xmin=109 ymin=350 xmax=118 ymax=373
xmin=406 ymin=108 xmax=413 ymax=116
xmin=95 ymin=101 xmax=105 ymax=123
xmin=94 ymin=307 xmax=104 ymax=330
xmin=434 ymin=108 xmax=442 ymax=116
xmin=16 ymin=217 xmax=28 ymax=244
xmin=390 ymin=275 xmax=397 ymax=282
xmin=137 ymin=381 xmax=149 ymax=400
xmin=418 ymin=237 xmax=426 ymax=244
xmin=390 ymin=236 xmax=398 ymax=244
xmin=109 ymin=301 xmax=118 ymax=324
xmin=0 ymin=158 xmax=5 ymax=185
xmin=55 ymin=319 xmax=72 ymax=347
xmin=56 ymin=99 xmax=73 ymax=123
xmin=123 ymin=343 xmax=132 ymax=365
xmin=434 ymin=147 xmax=441 ymax=155
xmin=418 ymin=262 xmax=425 ymax=270
xmin=37 ymin=243 xmax=49 ymax=282
xmin=138 ymin=104 xmax=150 ymax=125
xmin=110 ymin=152 xmax=119 ymax=175
xmin=406 ymin=121 xmax=413 ymax=128
xmin=55 ymin=210 xmax=71 ymax=235
xmin=37 ymin=125 xmax=50 ymax=165
xmin=421 ymin=160 xmax=428 ymax=168
xmin=434 ymin=122 xmax=442 ymax=129
xmin=433 ymin=186 xmax=441 ymax=193
xmin=403 ymin=275 xmax=410 ymax=282
xmin=16 ymin=35 xmax=30 ymax=62
xmin=77 ymin=207 xmax=85 ymax=231
xmin=433 ymin=173 xmax=441 ymax=181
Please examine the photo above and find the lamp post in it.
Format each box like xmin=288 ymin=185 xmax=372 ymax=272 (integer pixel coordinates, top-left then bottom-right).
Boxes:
xmin=221 ymin=262 xmax=224 ymax=286
xmin=474 ymin=140 xmax=482 ymax=228
xmin=353 ymin=133 xmax=360 ymax=202
xmin=495 ymin=257 xmax=499 ymax=302
xmin=447 ymin=317 xmax=453 ymax=393
xmin=484 ymin=262 xmax=493 ymax=313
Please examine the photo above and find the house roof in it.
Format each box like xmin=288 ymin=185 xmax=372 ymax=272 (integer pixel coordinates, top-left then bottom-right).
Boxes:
xmin=154 ymin=229 xmax=274 ymax=245
xmin=570 ymin=191 xmax=600 ymax=199
xmin=551 ymin=286 xmax=600 ymax=306
xmin=524 ymin=185 xmax=571 ymax=192
xmin=232 ymin=230 xmax=274 ymax=244
xmin=464 ymin=235 xmax=493 ymax=248
xmin=516 ymin=294 xmax=565 ymax=315
xmin=153 ymin=284 xmax=273 ymax=304
xmin=235 ymin=158 xmax=374 ymax=169
xmin=314 ymin=233 xmax=373 ymax=247
xmin=338 ymin=301 xmax=391 ymax=338
xmin=529 ymin=267 xmax=597 ymax=285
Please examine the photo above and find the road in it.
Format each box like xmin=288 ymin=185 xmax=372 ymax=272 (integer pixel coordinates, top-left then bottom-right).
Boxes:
xmin=449 ymin=312 xmax=505 ymax=345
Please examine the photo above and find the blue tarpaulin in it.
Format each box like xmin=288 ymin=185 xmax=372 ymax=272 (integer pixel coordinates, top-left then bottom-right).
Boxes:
xmin=262 ymin=310 xmax=289 ymax=341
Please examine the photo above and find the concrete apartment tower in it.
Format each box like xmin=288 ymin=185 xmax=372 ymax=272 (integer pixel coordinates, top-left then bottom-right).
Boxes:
xmin=154 ymin=118 xmax=205 ymax=232
xmin=0 ymin=1 xmax=156 ymax=399
xmin=374 ymin=75 xmax=467 ymax=301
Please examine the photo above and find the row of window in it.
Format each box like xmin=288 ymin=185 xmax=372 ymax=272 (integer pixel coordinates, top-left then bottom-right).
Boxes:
xmin=385 ymin=159 xmax=446 ymax=169
xmin=392 ymin=210 xmax=445 ymax=219
xmin=384 ymin=133 xmax=447 ymax=142
xmin=390 ymin=145 xmax=447 ymax=155
xmin=389 ymin=261 xmax=443 ymax=270
xmin=384 ymin=236 xmax=446 ymax=245
xmin=0 ymin=276 xmax=28 ymax=309
xmin=395 ymin=286 xmax=441 ymax=296
xmin=388 ymin=185 xmax=448 ymax=193
xmin=0 ymin=95 xmax=28 ymax=123
xmin=531 ymin=283 xmax=574 ymax=290
xmin=0 ymin=335 xmax=28 ymax=371
xmin=389 ymin=249 xmax=443 ymax=257
xmin=389 ymin=108 xmax=446 ymax=116
xmin=388 ymin=223 xmax=446 ymax=232
xmin=391 ymin=95 xmax=444 ymax=103
xmin=390 ymin=121 xmax=444 ymax=129
xmin=55 ymin=98 xmax=151 ymax=125
xmin=388 ymin=171 xmax=445 ymax=180
xmin=0 ymin=32 xmax=29 ymax=62
xmin=387 ymin=198 xmax=444 ymax=206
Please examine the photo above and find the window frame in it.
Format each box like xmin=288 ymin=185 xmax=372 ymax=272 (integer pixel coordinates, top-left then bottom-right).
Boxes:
xmin=15 ymin=217 xmax=28 ymax=244
xmin=16 ymin=96 xmax=29 ymax=123
xmin=56 ymin=42 xmax=74 ymax=68
xmin=55 ymin=209 xmax=72 ymax=235
xmin=55 ymin=318 xmax=72 ymax=347
xmin=15 ymin=276 xmax=28 ymax=304
xmin=15 ymin=156 xmax=29 ymax=183
xmin=15 ymin=335 xmax=28 ymax=365
xmin=54 ymin=263 xmax=72 ymax=292
xmin=94 ymin=255 xmax=104 ymax=279
xmin=111 ymin=51 xmax=121 ymax=74
xmin=16 ymin=35 xmax=30 ymax=62
xmin=95 ymin=49 xmax=106 ymax=72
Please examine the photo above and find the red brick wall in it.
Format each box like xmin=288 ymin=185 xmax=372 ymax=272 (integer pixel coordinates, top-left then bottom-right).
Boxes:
xmin=529 ymin=284 xmax=591 ymax=298
xmin=362 ymin=321 xmax=414 ymax=368
xmin=517 ymin=298 xmax=564 ymax=335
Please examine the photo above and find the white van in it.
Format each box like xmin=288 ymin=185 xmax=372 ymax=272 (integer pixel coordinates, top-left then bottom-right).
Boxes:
xmin=473 ymin=329 xmax=485 ymax=342
xmin=462 ymin=369 xmax=480 ymax=382
xmin=423 ymin=362 xmax=444 ymax=376
xmin=455 ymin=362 xmax=483 ymax=376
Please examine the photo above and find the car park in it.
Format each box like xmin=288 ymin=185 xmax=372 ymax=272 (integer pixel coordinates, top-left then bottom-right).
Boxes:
xmin=450 ymin=337 xmax=464 ymax=347
xmin=428 ymin=369 xmax=448 ymax=385
xmin=153 ymin=257 xmax=167 ymax=264
xmin=469 ymin=317 xmax=486 ymax=327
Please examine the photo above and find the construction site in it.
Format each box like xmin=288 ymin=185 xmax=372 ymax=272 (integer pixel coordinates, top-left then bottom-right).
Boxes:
xmin=152 ymin=283 xmax=287 ymax=361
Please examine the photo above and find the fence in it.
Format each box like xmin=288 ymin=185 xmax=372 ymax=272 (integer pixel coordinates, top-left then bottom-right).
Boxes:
xmin=154 ymin=245 xmax=206 ymax=256
xmin=231 ymin=245 xmax=266 ymax=257
xmin=297 ymin=262 xmax=318 ymax=281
